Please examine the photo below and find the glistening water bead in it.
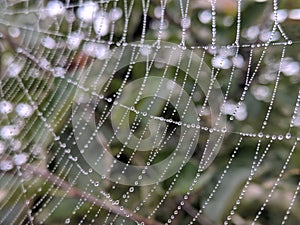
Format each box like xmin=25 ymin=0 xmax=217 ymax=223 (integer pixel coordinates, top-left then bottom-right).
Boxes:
xmin=93 ymin=12 xmax=110 ymax=37
xmin=0 ymin=125 xmax=20 ymax=139
xmin=76 ymin=1 xmax=99 ymax=23
xmin=15 ymin=103 xmax=34 ymax=118
xmin=46 ymin=0 xmax=65 ymax=17
xmin=41 ymin=36 xmax=56 ymax=49
xmin=0 ymin=100 xmax=13 ymax=114
xmin=12 ymin=153 xmax=29 ymax=166
xmin=0 ymin=160 xmax=14 ymax=171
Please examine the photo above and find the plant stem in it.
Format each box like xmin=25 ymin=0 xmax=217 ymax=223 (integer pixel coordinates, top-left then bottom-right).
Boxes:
xmin=24 ymin=164 xmax=163 ymax=225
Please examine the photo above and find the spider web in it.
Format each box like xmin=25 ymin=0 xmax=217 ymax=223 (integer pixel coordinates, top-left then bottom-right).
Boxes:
xmin=0 ymin=0 xmax=300 ymax=224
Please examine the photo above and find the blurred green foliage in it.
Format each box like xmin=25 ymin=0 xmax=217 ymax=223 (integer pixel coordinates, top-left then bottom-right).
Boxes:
xmin=0 ymin=0 xmax=300 ymax=225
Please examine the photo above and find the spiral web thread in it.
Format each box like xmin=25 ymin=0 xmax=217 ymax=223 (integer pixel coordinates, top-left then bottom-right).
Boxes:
xmin=0 ymin=0 xmax=300 ymax=224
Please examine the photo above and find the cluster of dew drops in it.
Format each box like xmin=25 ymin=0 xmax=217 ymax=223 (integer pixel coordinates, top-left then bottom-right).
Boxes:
xmin=0 ymin=1 xmax=125 ymax=174
xmin=42 ymin=1 xmax=123 ymax=50
xmin=1 ymin=1 xmax=125 ymax=81
xmin=0 ymin=100 xmax=42 ymax=171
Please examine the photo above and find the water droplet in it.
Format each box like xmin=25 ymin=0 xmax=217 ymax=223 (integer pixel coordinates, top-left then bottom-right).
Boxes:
xmin=10 ymin=139 xmax=22 ymax=151
xmin=13 ymin=153 xmax=28 ymax=166
xmin=65 ymin=218 xmax=70 ymax=224
xmin=0 ymin=160 xmax=14 ymax=171
xmin=15 ymin=103 xmax=34 ymax=118
xmin=129 ymin=187 xmax=134 ymax=192
xmin=281 ymin=59 xmax=300 ymax=77
xmin=113 ymin=200 xmax=119 ymax=205
xmin=212 ymin=55 xmax=232 ymax=69
xmin=53 ymin=67 xmax=66 ymax=77
xmin=6 ymin=62 xmax=24 ymax=77
xmin=83 ymin=43 xmax=108 ymax=59
xmin=109 ymin=8 xmax=123 ymax=21
xmin=67 ymin=32 xmax=84 ymax=50
xmin=39 ymin=58 xmax=51 ymax=70
xmin=198 ymin=10 xmax=212 ymax=24
xmin=278 ymin=135 xmax=284 ymax=140
xmin=41 ymin=36 xmax=56 ymax=49
xmin=54 ymin=136 xmax=60 ymax=141
xmin=31 ymin=144 xmax=43 ymax=157
xmin=0 ymin=125 xmax=20 ymax=139
xmin=222 ymin=127 xmax=227 ymax=133
xmin=46 ymin=1 xmax=65 ymax=17
xmin=252 ymin=85 xmax=271 ymax=101
xmin=69 ymin=155 xmax=77 ymax=161
xmin=93 ymin=11 xmax=110 ymax=36
xmin=8 ymin=27 xmax=20 ymax=38
xmin=28 ymin=68 xmax=40 ymax=78
xmin=60 ymin=143 xmax=66 ymax=148
xmin=181 ymin=17 xmax=191 ymax=29
xmin=153 ymin=6 xmax=163 ymax=18
xmin=285 ymin=132 xmax=291 ymax=139
xmin=0 ymin=100 xmax=13 ymax=114
xmin=77 ymin=1 xmax=99 ymax=23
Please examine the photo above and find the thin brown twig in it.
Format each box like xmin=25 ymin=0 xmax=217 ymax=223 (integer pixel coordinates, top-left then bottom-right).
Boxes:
xmin=24 ymin=164 xmax=163 ymax=225
xmin=0 ymin=32 xmax=160 ymax=224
